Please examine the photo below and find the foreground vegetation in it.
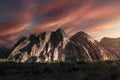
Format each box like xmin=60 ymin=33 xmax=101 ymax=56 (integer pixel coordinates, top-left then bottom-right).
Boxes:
xmin=0 ymin=60 xmax=120 ymax=80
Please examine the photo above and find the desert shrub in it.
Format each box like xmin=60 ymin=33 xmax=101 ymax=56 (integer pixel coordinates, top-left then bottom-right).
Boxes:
xmin=0 ymin=60 xmax=120 ymax=80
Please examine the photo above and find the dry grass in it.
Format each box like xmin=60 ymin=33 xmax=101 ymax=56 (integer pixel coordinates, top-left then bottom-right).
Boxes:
xmin=0 ymin=60 xmax=120 ymax=80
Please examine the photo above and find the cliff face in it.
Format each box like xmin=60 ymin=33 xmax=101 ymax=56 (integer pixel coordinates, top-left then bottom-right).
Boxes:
xmin=0 ymin=47 xmax=10 ymax=59
xmin=100 ymin=37 xmax=120 ymax=59
xmin=8 ymin=29 xmax=69 ymax=62
xmin=69 ymin=32 xmax=111 ymax=60
xmin=8 ymin=29 xmax=112 ymax=62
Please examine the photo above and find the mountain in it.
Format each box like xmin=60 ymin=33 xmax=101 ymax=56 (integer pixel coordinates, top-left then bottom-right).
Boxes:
xmin=8 ymin=28 xmax=69 ymax=62
xmin=69 ymin=31 xmax=111 ymax=60
xmin=8 ymin=28 xmax=113 ymax=62
xmin=100 ymin=37 xmax=120 ymax=59
xmin=0 ymin=47 xmax=10 ymax=59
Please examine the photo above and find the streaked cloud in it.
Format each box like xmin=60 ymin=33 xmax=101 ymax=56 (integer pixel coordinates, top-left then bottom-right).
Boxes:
xmin=0 ymin=0 xmax=120 ymax=47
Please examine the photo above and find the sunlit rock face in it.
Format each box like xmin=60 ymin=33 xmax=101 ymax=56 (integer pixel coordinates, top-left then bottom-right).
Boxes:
xmin=69 ymin=32 xmax=111 ymax=60
xmin=8 ymin=29 xmax=112 ymax=62
xmin=100 ymin=37 xmax=120 ymax=59
xmin=8 ymin=28 xmax=69 ymax=62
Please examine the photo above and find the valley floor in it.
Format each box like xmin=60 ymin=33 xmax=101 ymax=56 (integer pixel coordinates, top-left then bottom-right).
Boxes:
xmin=0 ymin=60 xmax=120 ymax=80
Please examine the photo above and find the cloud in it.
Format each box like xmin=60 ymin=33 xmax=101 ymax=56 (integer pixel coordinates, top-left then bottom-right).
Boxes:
xmin=0 ymin=0 xmax=120 ymax=47
xmin=0 ymin=21 xmax=29 ymax=36
xmin=61 ymin=1 xmax=120 ymax=36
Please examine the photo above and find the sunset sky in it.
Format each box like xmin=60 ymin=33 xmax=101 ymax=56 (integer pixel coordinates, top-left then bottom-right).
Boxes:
xmin=0 ymin=0 xmax=120 ymax=47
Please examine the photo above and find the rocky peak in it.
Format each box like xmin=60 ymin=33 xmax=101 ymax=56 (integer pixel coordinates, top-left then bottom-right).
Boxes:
xmin=69 ymin=31 xmax=111 ymax=60
xmin=39 ymin=32 xmax=47 ymax=40
xmin=8 ymin=29 xmax=114 ymax=62
xmin=71 ymin=31 xmax=94 ymax=43
xmin=100 ymin=37 xmax=111 ymax=42
xmin=100 ymin=37 xmax=120 ymax=59
xmin=50 ymin=29 xmax=65 ymax=45
xmin=29 ymin=34 xmax=39 ymax=43
xmin=8 ymin=28 xmax=69 ymax=62
xmin=55 ymin=28 xmax=66 ymax=36
xmin=100 ymin=37 xmax=120 ymax=43
xmin=75 ymin=31 xmax=90 ymax=38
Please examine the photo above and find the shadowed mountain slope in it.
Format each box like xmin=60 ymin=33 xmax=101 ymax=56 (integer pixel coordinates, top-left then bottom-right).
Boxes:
xmin=8 ymin=29 xmax=113 ymax=62
xmin=100 ymin=37 xmax=120 ymax=59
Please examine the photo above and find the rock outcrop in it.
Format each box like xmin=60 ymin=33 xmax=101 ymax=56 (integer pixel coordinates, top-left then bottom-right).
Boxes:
xmin=0 ymin=47 xmax=10 ymax=59
xmin=69 ymin=32 xmax=111 ymax=60
xmin=8 ymin=28 xmax=113 ymax=62
xmin=100 ymin=37 xmax=120 ymax=59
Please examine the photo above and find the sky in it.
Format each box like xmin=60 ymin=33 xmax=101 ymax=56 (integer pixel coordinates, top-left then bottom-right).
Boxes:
xmin=0 ymin=0 xmax=120 ymax=47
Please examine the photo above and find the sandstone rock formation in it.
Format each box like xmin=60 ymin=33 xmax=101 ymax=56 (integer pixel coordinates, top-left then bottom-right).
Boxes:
xmin=69 ymin=31 xmax=111 ymax=60
xmin=0 ymin=47 xmax=10 ymax=59
xmin=100 ymin=37 xmax=120 ymax=59
xmin=8 ymin=28 xmax=113 ymax=62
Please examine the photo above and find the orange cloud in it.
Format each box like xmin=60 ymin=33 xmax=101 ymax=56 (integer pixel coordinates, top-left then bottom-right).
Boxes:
xmin=0 ymin=0 xmax=120 ymax=47
xmin=0 ymin=21 xmax=29 ymax=36
xmin=62 ymin=2 xmax=120 ymax=35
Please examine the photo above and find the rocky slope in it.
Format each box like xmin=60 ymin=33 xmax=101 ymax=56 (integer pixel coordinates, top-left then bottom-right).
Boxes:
xmin=8 ymin=28 xmax=113 ymax=62
xmin=69 ymin=32 xmax=111 ymax=60
xmin=100 ymin=37 xmax=120 ymax=59
xmin=0 ymin=47 xmax=10 ymax=59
